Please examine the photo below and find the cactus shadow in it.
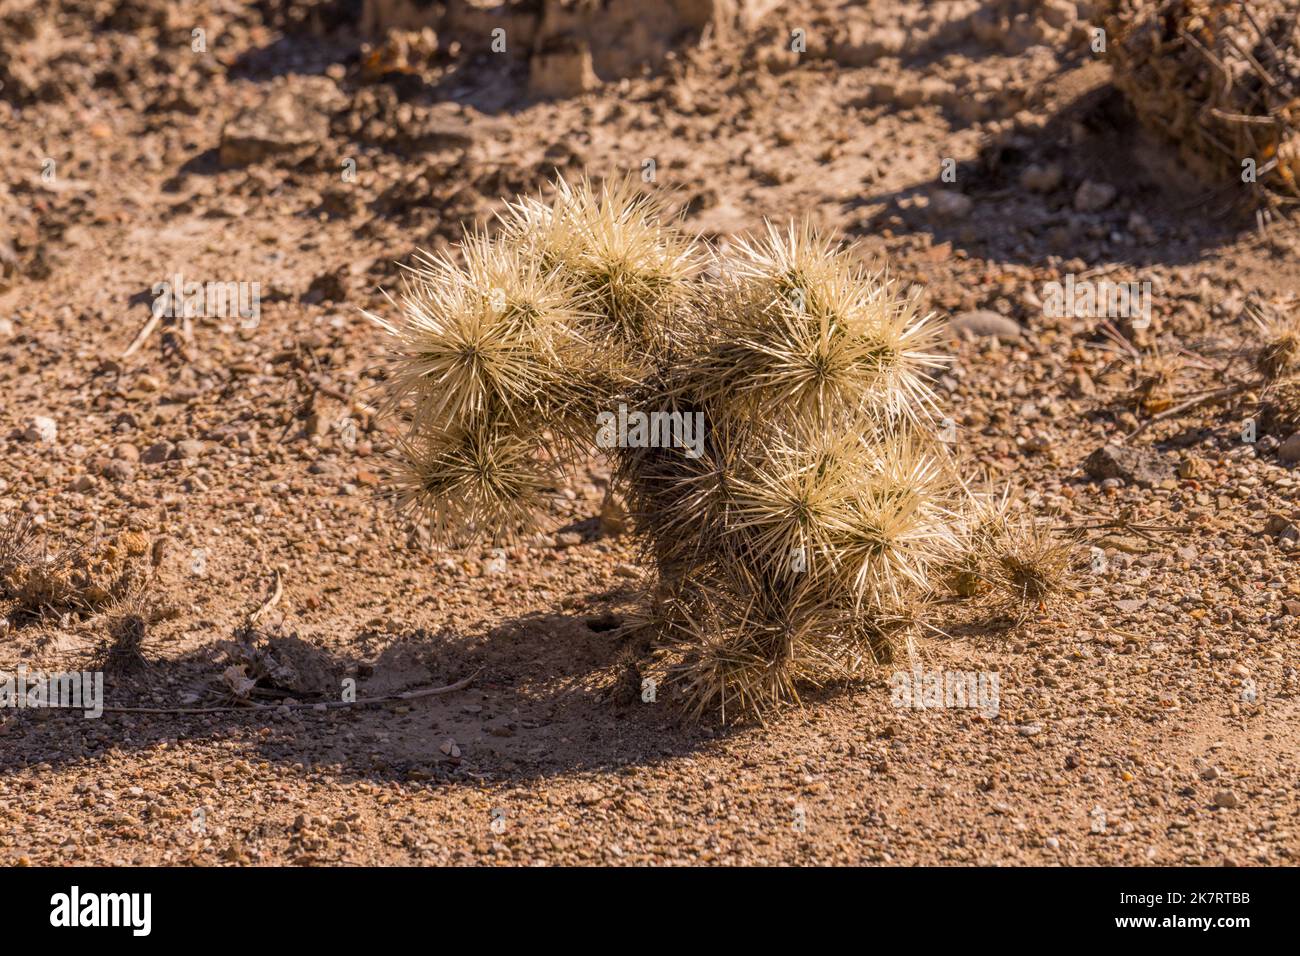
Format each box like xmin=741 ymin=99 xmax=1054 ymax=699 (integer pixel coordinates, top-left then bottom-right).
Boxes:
xmin=0 ymin=599 xmax=752 ymax=790
xmin=847 ymin=67 xmax=1264 ymax=271
xmin=224 ymin=2 xmax=536 ymax=117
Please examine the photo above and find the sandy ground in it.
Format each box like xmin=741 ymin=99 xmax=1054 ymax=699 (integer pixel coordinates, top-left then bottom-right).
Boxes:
xmin=1 ymin=0 xmax=1298 ymax=865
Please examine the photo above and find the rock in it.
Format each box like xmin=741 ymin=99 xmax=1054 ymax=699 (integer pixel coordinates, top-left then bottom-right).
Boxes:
xmin=1213 ymin=790 xmax=1241 ymax=809
xmin=173 ymin=439 xmax=205 ymax=461
xmin=219 ymin=77 xmax=340 ymax=167
xmin=950 ymin=310 xmax=1023 ymax=342
xmin=1083 ymin=444 xmax=1175 ymax=487
xmin=0 ymin=317 xmax=13 ymax=339
xmin=1278 ymin=432 xmax=1300 ymax=463
xmin=1263 ymin=514 xmax=1299 ymax=538
xmin=831 ymin=21 xmax=906 ymax=65
xmin=873 ymin=25 xmax=909 ymax=56
xmin=22 ymin=416 xmax=57 ymax=443
xmin=1176 ymin=456 xmax=1211 ymax=479
xmin=870 ymin=77 xmax=923 ymax=109
xmin=114 ymin=443 xmax=140 ymax=463
xmin=918 ymin=77 xmax=954 ymax=107
xmin=1042 ymin=0 xmax=1078 ymax=29
xmin=305 ymin=411 xmax=331 ymax=438
xmin=1073 ymin=180 xmax=1117 ymax=213
xmin=1020 ymin=163 xmax=1063 ymax=193
xmin=302 ymin=267 xmax=350 ymax=305
xmin=104 ymin=459 xmax=136 ymax=482
xmin=319 ymin=187 xmax=361 ymax=219
xmin=1127 ymin=211 xmax=1156 ymax=243
xmin=141 ymin=440 xmax=174 ymax=465
xmin=529 ymin=37 xmax=600 ymax=99
xmin=931 ymin=189 xmax=973 ymax=219
xmin=1066 ymin=368 xmax=1096 ymax=397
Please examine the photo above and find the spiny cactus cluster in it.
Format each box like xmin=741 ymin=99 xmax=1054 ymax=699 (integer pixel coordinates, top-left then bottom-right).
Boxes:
xmin=1103 ymin=0 xmax=1300 ymax=206
xmin=371 ymin=175 xmax=1069 ymax=720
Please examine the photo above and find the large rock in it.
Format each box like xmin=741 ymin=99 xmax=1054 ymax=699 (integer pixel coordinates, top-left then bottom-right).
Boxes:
xmin=830 ymin=22 xmax=909 ymax=66
xmin=949 ymin=310 xmax=1023 ymax=342
xmin=529 ymin=33 xmax=600 ymax=99
xmin=529 ymin=0 xmax=770 ymax=81
xmin=219 ymin=76 xmax=342 ymax=167
xmin=360 ymin=0 xmax=443 ymax=34
xmin=361 ymin=0 xmax=780 ymax=92
xmin=1279 ymin=432 xmax=1300 ymax=464
xmin=0 ymin=193 xmax=46 ymax=288
xmin=1084 ymin=443 xmax=1176 ymax=487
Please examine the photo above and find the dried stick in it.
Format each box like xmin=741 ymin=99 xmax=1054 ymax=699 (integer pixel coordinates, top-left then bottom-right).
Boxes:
xmin=101 ymin=672 xmax=478 ymax=715
xmin=120 ymin=309 xmax=162 ymax=359
xmin=1120 ymin=383 xmax=1249 ymax=443
xmin=246 ymin=569 xmax=283 ymax=626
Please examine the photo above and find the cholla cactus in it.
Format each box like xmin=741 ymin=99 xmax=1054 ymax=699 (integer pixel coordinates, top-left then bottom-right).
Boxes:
xmin=371 ymin=173 xmax=1070 ymax=720
xmin=500 ymin=174 xmax=703 ymax=368
xmin=693 ymin=222 xmax=945 ymax=426
xmin=1103 ymin=0 xmax=1300 ymax=207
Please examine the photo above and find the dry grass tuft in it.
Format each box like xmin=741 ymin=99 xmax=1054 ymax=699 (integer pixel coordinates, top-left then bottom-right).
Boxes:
xmin=947 ymin=486 xmax=1075 ymax=616
xmin=1259 ymin=374 xmax=1300 ymax=435
xmin=986 ymin=512 xmax=1076 ymax=617
xmin=97 ymin=591 xmax=177 ymax=674
xmin=1250 ymin=303 xmax=1300 ymax=380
